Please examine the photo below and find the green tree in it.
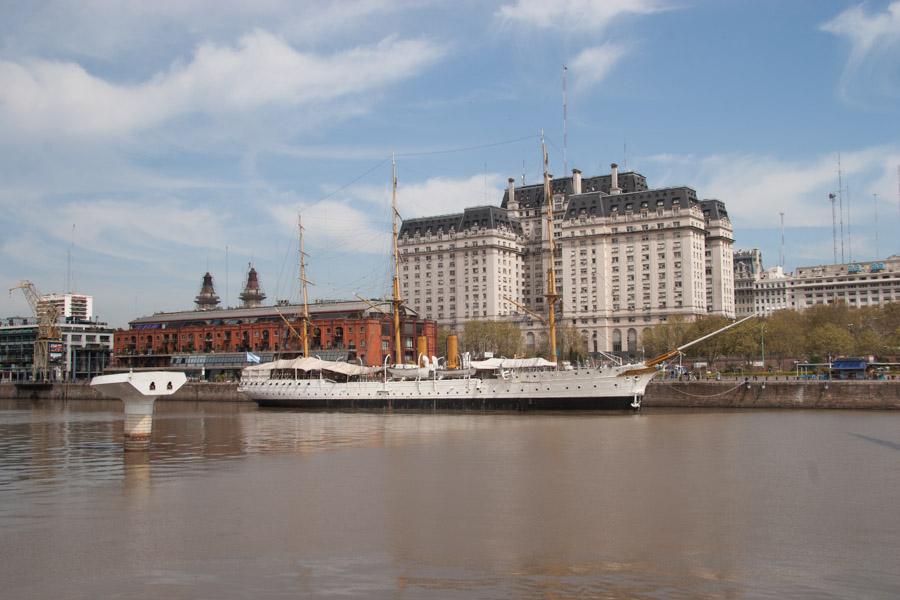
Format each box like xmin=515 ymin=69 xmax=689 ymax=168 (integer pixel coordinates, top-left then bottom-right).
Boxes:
xmin=559 ymin=325 xmax=588 ymax=363
xmin=460 ymin=320 xmax=523 ymax=358
xmin=436 ymin=326 xmax=453 ymax=358
xmin=765 ymin=309 xmax=806 ymax=368
xmin=806 ymin=323 xmax=854 ymax=361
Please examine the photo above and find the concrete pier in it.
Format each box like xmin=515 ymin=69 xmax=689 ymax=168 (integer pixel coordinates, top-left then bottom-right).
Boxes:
xmin=90 ymin=372 xmax=187 ymax=450
xmin=122 ymin=397 xmax=156 ymax=450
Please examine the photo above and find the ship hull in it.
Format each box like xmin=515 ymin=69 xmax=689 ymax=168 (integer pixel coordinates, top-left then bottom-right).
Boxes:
xmin=254 ymin=395 xmax=638 ymax=411
xmin=241 ymin=367 xmax=656 ymax=411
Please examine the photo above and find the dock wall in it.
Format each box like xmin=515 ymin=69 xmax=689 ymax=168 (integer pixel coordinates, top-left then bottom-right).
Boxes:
xmin=0 ymin=381 xmax=249 ymax=403
xmin=3 ymin=380 xmax=900 ymax=409
xmin=643 ymin=380 xmax=900 ymax=409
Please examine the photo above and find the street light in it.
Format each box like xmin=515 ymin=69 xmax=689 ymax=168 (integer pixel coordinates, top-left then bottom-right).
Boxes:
xmin=760 ymin=322 xmax=766 ymax=372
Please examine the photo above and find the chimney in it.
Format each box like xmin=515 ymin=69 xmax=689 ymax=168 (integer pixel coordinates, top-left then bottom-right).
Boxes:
xmin=507 ymin=177 xmax=516 ymax=207
xmin=610 ymin=163 xmax=621 ymax=195
xmin=572 ymin=169 xmax=582 ymax=195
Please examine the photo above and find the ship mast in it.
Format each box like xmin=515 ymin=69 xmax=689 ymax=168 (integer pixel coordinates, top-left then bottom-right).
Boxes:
xmin=299 ymin=213 xmax=310 ymax=357
xmin=542 ymin=132 xmax=559 ymax=363
xmin=391 ymin=154 xmax=404 ymax=365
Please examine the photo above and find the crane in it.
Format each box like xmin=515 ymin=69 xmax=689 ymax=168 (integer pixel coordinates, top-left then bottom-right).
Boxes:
xmin=9 ymin=281 xmax=61 ymax=381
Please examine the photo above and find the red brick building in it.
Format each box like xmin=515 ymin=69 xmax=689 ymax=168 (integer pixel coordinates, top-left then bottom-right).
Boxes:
xmin=114 ymin=300 xmax=437 ymax=376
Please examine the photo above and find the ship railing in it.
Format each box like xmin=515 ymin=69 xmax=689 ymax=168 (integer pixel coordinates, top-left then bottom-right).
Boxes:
xmin=595 ymin=351 xmax=623 ymax=366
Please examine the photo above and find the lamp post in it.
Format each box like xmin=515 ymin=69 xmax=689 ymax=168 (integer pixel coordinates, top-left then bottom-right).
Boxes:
xmin=760 ymin=322 xmax=766 ymax=372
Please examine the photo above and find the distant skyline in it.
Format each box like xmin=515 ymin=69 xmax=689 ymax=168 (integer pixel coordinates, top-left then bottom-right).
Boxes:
xmin=2 ymin=0 xmax=899 ymax=326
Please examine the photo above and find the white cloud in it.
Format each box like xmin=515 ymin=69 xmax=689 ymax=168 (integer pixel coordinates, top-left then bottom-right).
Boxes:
xmin=0 ymin=31 xmax=445 ymax=137
xmin=821 ymin=1 xmax=900 ymax=64
xmin=0 ymin=0 xmax=413 ymax=61
xmin=267 ymin=200 xmax=389 ymax=256
xmin=12 ymin=197 xmax=232 ymax=263
xmin=644 ymin=146 xmax=899 ymax=229
xmin=821 ymin=2 xmax=900 ymax=102
xmin=569 ymin=43 xmax=627 ymax=92
xmin=350 ymin=173 xmax=506 ymax=218
xmin=264 ymin=172 xmax=507 ymax=254
xmin=496 ymin=0 xmax=667 ymax=32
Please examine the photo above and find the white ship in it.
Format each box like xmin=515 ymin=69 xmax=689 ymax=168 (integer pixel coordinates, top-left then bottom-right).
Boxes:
xmin=239 ymin=144 xmax=751 ymax=411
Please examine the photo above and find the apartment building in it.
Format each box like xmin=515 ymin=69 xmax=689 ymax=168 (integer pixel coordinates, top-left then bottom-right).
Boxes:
xmin=399 ymin=164 xmax=735 ymax=355
xmin=733 ymin=251 xmax=900 ymax=317
xmin=39 ymin=293 xmax=93 ymax=321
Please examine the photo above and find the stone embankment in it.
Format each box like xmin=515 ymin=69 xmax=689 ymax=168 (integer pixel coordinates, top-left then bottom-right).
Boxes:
xmin=644 ymin=379 xmax=900 ymax=409
xmin=0 ymin=381 xmax=249 ymax=402
xmin=3 ymin=380 xmax=900 ymax=409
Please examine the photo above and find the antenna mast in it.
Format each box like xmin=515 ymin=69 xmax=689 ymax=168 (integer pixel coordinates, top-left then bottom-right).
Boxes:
xmin=829 ymin=193 xmax=838 ymax=263
xmin=847 ymin=182 xmax=852 ymax=262
xmin=298 ymin=214 xmax=310 ymax=357
xmin=779 ymin=212 xmax=785 ymax=267
xmin=66 ymin=224 xmax=74 ymax=293
xmin=562 ymin=65 xmax=568 ymax=176
xmin=542 ymin=131 xmax=559 ymax=363
xmin=838 ymin=153 xmax=845 ymax=263
xmin=873 ymin=193 xmax=879 ymax=259
xmin=391 ymin=154 xmax=404 ymax=365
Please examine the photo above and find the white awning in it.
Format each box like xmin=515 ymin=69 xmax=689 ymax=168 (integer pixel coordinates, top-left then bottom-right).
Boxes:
xmin=470 ymin=357 xmax=557 ymax=370
xmin=243 ymin=357 xmax=379 ymax=377
xmin=290 ymin=356 xmax=379 ymax=377
xmin=242 ymin=359 xmax=296 ymax=372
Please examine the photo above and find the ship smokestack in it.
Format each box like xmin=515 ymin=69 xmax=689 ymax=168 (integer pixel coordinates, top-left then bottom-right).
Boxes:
xmin=610 ymin=163 xmax=621 ymax=195
xmin=417 ymin=336 xmax=428 ymax=367
xmin=447 ymin=335 xmax=459 ymax=369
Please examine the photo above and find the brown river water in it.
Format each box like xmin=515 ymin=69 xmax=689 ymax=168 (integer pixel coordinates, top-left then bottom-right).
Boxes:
xmin=1 ymin=399 xmax=899 ymax=599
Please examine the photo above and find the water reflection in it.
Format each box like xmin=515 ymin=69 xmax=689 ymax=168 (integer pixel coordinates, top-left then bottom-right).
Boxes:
xmin=1 ymin=399 xmax=899 ymax=599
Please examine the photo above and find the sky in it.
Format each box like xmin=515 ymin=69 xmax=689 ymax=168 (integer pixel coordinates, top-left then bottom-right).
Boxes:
xmin=1 ymin=0 xmax=899 ymax=327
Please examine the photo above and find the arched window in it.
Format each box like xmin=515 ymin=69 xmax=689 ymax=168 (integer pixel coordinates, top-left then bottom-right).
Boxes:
xmin=526 ymin=332 xmax=536 ymax=350
xmin=592 ymin=331 xmax=598 ymax=354
xmin=627 ymin=328 xmax=638 ymax=353
xmin=612 ymin=329 xmax=622 ymax=352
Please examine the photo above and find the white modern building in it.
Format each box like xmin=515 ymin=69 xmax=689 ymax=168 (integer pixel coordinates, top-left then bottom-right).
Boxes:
xmin=39 ymin=293 xmax=93 ymax=321
xmin=399 ymin=164 xmax=735 ymax=355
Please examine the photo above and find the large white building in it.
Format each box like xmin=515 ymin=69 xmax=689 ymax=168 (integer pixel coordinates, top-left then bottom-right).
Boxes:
xmin=733 ymin=251 xmax=900 ymax=316
xmin=399 ymin=165 xmax=735 ymax=355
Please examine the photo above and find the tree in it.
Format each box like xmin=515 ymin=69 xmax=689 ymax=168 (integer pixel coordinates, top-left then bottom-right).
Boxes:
xmin=559 ymin=325 xmax=588 ymax=363
xmin=806 ymin=323 xmax=854 ymax=362
xmin=460 ymin=320 xmax=523 ymax=358
xmin=436 ymin=326 xmax=453 ymax=358
xmin=765 ymin=309 xmax=806 ymax=368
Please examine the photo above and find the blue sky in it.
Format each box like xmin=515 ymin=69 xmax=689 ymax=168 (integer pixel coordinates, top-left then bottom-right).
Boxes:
xmin=1 ymin=0 xmax=899 ymax=326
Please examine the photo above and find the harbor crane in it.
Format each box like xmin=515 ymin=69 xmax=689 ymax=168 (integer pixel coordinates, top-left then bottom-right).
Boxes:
xmin=9 ymin=281 xmax=61 ymax=381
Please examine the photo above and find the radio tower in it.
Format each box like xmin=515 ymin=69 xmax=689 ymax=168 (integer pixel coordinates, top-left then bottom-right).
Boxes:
xmin=829 ymin=193 xmax=838 ymax=263
xmin=838 ymin=153 xmax=845 ymax=263
xmin=779 ymin=212 xmax=785 ymax=267
xmin=562 ymin=65 xmax=568 ymax=176
xmin=873 ymin=193 xmax=879 ymax=259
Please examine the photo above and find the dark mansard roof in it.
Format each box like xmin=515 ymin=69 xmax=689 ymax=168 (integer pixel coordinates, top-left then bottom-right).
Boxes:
xmin=501 ymin=172 xmax=648 ymax=210
xmin=399 ymin=205 xmax=523 ymax=238
xmin=562 ymin=186 xmax=701 ymax=219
